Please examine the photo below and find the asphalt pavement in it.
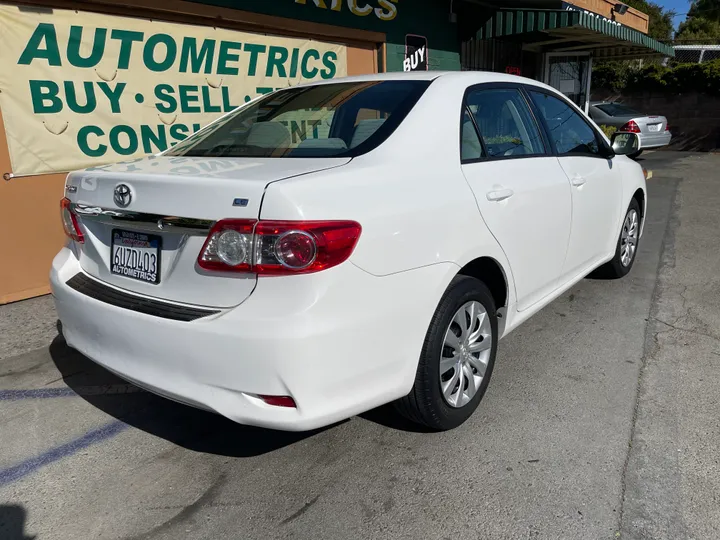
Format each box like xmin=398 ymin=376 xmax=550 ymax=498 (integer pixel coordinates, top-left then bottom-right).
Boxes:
xmin=1 ymin=151 xmax=718 ymax=540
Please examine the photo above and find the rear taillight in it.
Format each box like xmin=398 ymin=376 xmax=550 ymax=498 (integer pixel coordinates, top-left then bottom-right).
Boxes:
xmin=255 ymin=221 xmax=361 ymax=275
xmin=197 ymin=220 xmax=362 ymax=276
xmin=665 ymin=122 xmax=670 ymax=132
xmin=60 ymin=198 xmax=84 ymax=243
xmin=620 ymin=120 xmax=641 ymax=133
xmin=197 ymin=220 xmax=254 ymax=272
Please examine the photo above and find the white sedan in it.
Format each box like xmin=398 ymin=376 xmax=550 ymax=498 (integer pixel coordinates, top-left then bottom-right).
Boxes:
xmin=52 ymin=71 xmax=646 ymax=432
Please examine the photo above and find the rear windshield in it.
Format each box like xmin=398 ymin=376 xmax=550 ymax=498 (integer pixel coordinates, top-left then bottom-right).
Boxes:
xmin=165 ymin=81 xmax=430 ymax=159
xmin=596 ymin=103 xmax=643 ymax=117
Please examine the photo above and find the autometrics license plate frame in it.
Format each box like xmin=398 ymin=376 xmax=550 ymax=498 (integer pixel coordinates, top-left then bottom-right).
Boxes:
xmin=110 ymin=229 xmax=162 ymax=285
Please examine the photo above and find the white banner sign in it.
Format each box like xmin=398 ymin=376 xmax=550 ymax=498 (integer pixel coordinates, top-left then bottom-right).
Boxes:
xmin=0 ymin=5 xmax=347 ymax=175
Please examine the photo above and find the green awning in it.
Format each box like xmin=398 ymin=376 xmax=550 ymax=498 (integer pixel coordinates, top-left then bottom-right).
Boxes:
xmin=477 ymin=9 xmax=675 ymax=59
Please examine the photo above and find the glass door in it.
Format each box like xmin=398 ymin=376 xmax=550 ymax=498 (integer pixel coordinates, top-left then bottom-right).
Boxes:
xmin=544 ymin=53 xmax=592 ymax=114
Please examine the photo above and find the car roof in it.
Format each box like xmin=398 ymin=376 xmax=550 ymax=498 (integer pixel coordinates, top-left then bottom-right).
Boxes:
xmin=296 ymin=70 xmax=560 ymax=93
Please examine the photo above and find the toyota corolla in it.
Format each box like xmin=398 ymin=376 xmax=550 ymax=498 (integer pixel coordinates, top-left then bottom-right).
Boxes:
xmin=52 ymin=72 xmax=646 ymax=431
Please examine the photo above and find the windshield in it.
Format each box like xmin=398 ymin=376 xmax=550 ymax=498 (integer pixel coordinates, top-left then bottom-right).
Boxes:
xmin=165 ymin=81 xmax=431 ymax=159
xmin=596 ymin=103 xmax=644 ymax=117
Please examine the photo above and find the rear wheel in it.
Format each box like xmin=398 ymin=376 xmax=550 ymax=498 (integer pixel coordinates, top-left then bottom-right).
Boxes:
xmin=599 ymin=199 xmax=641 ymax=278
xmin=395 ymin=276 xmax=498 ymax=431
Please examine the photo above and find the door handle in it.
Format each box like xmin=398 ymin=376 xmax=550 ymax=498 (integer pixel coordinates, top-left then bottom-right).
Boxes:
xmin=571 ymin=176 xmax=586 ymax=187
xmin=486 ymin=188 xmax=514 ymax=202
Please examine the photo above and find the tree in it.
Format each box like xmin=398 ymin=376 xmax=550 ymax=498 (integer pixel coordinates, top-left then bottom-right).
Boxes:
xmin=592 ymin=1 xmax=674 ymax=88
xmin=624 ymin=0 xmax=675 ymax=41
xmin=688 ymin=0 xmax=720 ymax=23
xmin=676 ymin=16 xmax=720 ymax=40
xmin=676 ymin=1 xmax=720 ymax=40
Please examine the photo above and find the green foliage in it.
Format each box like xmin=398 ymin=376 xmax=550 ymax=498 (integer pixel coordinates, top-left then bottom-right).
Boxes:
xmin=689 ymin=0 xmax=720 ymax=23
xmin=593 ymin=59 xmax=720 ymax=95
xmin=677 ymin=1 xmax=720 ymax=40
xmin=593 ymin=62 xmax=634 ymax=92
xmin=676 ymin=15 xmax=720 ymax=40
xmin=599 ymin=125 xmax=618 ymax=139
xmin=624 ymin=0 xmax=676 ymax=41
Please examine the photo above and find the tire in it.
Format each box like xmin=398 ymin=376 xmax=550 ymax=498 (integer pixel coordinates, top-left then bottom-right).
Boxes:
xmin=628 ymin=150 xmax=643 ymax=160
xmin=599 ymin=198 xmax=641 ymax=279
xmin=395 ymin=275 xmax=498 ymax=431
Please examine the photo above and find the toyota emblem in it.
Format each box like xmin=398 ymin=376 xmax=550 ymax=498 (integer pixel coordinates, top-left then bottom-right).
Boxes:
xmin=113 ymin=184 xmax=132 ymax=208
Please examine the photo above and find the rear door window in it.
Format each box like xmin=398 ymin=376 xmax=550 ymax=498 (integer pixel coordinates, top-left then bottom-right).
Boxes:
xmin=464 ymin=88 xmax=546 ymax=159
xmin=461 ymin=108 xmax=485 ymax=162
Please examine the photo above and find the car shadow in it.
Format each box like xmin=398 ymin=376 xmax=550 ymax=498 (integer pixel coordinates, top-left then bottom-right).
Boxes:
xmin=48 ymin=334 xmax=334 ymax=457
xmin=359 ymin=405 xmax=436 ymax=434
xmin=584 ymin=267 xmax=616 ymax=281
xmin=0 ymin=504 xmax=35 ymax=540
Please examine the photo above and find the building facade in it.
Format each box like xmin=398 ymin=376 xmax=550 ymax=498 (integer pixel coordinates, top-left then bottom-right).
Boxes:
xmin=0 ymin=0 xmax=671 ymax=303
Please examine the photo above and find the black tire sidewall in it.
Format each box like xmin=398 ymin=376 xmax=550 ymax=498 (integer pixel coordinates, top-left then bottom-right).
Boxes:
xmin=416 ymin=276 xmax=499 ymax=430
xmin=610 ymin=199 xmax=641 ymax=277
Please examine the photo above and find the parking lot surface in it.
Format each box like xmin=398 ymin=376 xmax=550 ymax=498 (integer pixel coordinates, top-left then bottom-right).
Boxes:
xmin=1 ymin=152 xmax=718 ymax=540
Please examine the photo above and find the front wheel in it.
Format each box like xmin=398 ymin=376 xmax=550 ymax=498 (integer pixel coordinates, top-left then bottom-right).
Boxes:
xmin=599 ymin=199 xmax=641 ymax=278
xmin=395 ymin=276 xmax=498 ymax=431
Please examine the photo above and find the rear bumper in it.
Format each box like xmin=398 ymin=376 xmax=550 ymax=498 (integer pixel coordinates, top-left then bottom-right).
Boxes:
xmin=640 ymin=131 xmax=672 ymax=149
xmin=51 ymin=248 xmax=455 ymax=431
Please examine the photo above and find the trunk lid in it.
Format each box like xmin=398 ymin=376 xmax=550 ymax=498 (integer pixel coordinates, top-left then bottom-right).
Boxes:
xmin=635 ymin=116 xmax=667 ymax=134
xmin=66 ymin=155 xmax=350 ymax=308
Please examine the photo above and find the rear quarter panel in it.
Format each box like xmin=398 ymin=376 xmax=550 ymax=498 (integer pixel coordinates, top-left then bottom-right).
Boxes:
xmin=259 ymin=76 xmax=516 ymax=306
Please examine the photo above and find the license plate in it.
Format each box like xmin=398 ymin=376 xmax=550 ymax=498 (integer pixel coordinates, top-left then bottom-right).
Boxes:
xmin=648 ymin=124 xmax=661 ymax=132
xmin=111 ymin=229 xmax=161 ymax=284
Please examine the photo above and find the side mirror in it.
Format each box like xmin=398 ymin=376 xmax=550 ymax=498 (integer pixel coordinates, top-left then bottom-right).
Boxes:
xmin=610 ymin=132 xmax=641 ymax=156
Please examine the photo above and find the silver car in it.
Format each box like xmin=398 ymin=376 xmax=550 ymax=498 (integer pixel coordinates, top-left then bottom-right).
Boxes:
xmin=589 ymin=101 xmax=671 ymax=158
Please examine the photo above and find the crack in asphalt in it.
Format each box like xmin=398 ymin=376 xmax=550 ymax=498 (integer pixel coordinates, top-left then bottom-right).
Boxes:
xmin=616 ymin=174 xmax=682 ymax=538
xmin=125 ymin=474 xmax=228 ymax=540
xmin=651 ymin=317 xmax=720 ymax=344
xmin=281 ymin=494 xmax=322 ymax=525
xmin=0 ymin=360 xmax=46 ymax=378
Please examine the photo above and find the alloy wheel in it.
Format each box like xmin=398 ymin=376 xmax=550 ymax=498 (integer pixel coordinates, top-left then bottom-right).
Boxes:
xmin=620 ymin=209 xmax=639 ymax=267
xmin=439 ymin=301 xmax=493 ymax=408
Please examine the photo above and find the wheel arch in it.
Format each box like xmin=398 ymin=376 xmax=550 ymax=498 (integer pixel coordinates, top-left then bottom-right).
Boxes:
xmin=632 ymin=187 xmax=646 ymax=224
xmin=457 ymin=256 xmax=509 ymax=312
